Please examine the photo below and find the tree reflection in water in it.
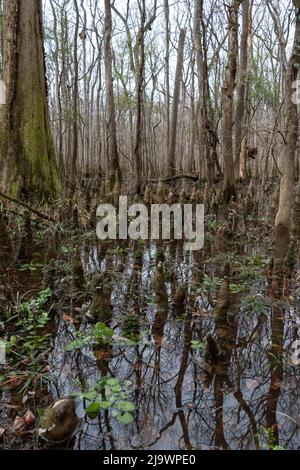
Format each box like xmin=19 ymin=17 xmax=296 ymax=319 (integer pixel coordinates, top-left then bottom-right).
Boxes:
xmin=49 ymin=239 xmax=300 ymax=450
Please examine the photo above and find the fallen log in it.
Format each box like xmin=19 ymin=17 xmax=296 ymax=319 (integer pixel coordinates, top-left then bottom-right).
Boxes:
xmin=147 ymin=174 xmax=199 ymax=183
xmin=0 ymin=190 xmax=56 ymax=223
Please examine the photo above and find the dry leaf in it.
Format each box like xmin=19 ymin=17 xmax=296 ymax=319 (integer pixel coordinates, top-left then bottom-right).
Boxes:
xmin=0 ymin=427 xmax=6 ymax=440
xmin=2 ymin=375 xmax=26 ymax=389
xmin=24 ymin=409 xmax=35 ymax=426
xmin=12 ymin=416 xmax=27 ymax=435
xmin=13 ymin=410 xmax=35 ymax=435
xmin=63 ymin=313 xmax=80 ymax=325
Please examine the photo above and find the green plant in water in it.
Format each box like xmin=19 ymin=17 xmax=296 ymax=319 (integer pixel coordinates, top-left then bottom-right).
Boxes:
xmin=245 ymin=254 xmax=268 ymax=268
xmin=241 ymin=294 xmax=270 ymax=317
xmin=108 ymin=246 xmax=128 ymax=257
xmin=1 ymin=288 xmax=54 ymax=392
xmin=256 ymin=426 xmax=285 ymax=450
xmin=230 ymin=282 xmax=248 ymax=294
xmin=93 ymin=322 xmax=114 ymax=344
xmin=191 ymin=340 xmax=204 ymax=350
xmin=199 ymin=275 xmax=247 ymax=295
xmin=65 ymin=322 xmax=114 ymax=352
xmin=200 ymin=275 xmax=222 ymax=293
xmin=17 ymin=288 xmax=53 ymax=329
xmin=121 ymin=314 xmax=140 ymax=342
xmin=73 ymin=377 xmax=135 ymax=425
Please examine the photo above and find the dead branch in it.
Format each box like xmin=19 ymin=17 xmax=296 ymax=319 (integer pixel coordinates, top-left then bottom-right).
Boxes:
xmin=0 ymin=191 xmax=56 ymax=223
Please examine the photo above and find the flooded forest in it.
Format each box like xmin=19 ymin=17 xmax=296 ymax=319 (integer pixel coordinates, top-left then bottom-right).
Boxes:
xmin=1 ymin=0 xmax=300 ymax=453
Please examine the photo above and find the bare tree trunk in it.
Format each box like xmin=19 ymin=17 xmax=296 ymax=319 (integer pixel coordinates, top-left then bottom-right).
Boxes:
xmin=234 ymin=0 xmax=251 ymax=180
xmin=104 ymin=0 xmax=121 ymax=185
xmin=166 ymin=28 xmax=186 ymax=176
xmin=194 ymin=0 xmax=207 ymax=179
xmin=133 ymin=25 xmax=145 ymax=195
xmin=186 ymin=50 xmax=195 ymax=174
xmin=0 ymin=0 xmax=4 ymax=79
xmin=133 ymin=0 xmax=157 ymax=194
xmin=274 ymin=0 xmax=300 ymax=260
xmin=164 ymin=0 xmax=170 ymax=161
xmin=49 ymin=0 xmax=65 ymax=180
xmin=222 ymin=0 xmax=242 ymax=202
xmin=194 ymin=0 xmax=219 ymax=183
xmin=0 ymin=0 xmax=60 ymax=200
xmin=70 ymin=0 xmax=79 ymax=194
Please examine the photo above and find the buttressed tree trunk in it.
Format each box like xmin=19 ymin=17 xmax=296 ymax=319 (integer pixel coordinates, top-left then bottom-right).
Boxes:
xmin=104 ymin=0 xmax=121 ymax=186
xmin=0 ymin=0 xmax=60 ymax=200
xmin=222 ymin=0 xmax=242 ymax=202
xmin=274 ymin=0 xmax=300 ymax=260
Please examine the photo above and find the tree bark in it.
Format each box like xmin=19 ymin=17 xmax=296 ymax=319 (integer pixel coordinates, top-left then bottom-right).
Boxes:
xmin=234 ymin=0 xmax=252 ymax=180
xmin=194 ymin=0 xmax=219 ymax=183
xmin=274 ymin=0 xmax=300 ymax=260
xmin=0 ymin=0 xmax=60 ymax=200
xmin=164 ymin=0 xmax=170 ymax=162
xmin=166 ymin=28 xmax=186 ymax=176
xmin=133 ymin=25 xmax=145 ymax=195
xmin=70 ymin=0 xmax=79 ymax=194
xmin=222 ymin=0 xmax=242 ymax=202
xmin=0 ymin=0 xmax=4 ymax=80
xmin=133 ymin=0 xmax=157 ymax=195
xmin=104 ymin=0 xmax=121 ymax=186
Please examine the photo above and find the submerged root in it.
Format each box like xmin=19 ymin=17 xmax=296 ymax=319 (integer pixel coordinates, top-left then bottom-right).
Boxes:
xmin=173 ymin=283 xmax=187 ymax=305
xmin=213 ymin=276 xmax=231 ymax=324
xmin=89 ymin=272 xmax=112 ymax=322
xmin=72 ymin=246 xmax=85 ymax=293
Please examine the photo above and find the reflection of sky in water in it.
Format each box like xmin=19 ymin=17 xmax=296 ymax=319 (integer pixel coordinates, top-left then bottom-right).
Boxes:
xmin=47 ymin=240 xmax=300 ymax=450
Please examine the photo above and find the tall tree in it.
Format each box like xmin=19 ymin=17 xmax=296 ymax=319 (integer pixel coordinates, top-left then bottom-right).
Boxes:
xmin=0 ymin=0 xmax=60 ymax=200
xmin=166 ymin=28 xmax=186 ymax=176
xmin=164 ymin=0 xmax=170 ymax=158
xmin=222 ymin=0 xmax=242 ymax=202
xmin=113 ymin=1 xmax=157 ymax=194
xmin=104 ymin=0 xmax=121 ymax=185
xmin=194 ymin=0 xmax=219 ymax=182
xmin=274 ymin=0 xmax=300 ymax=260
xmin=234 ymin=0 xmax=252 ymax=180
xmin=70 ymin=0 xmax=79 ymax=193
xmin=0 ymin=0 xmax=3 ymax=80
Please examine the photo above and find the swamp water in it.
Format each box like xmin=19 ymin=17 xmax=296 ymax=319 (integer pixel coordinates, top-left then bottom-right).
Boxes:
xmin=1 ymin=222 xmax=300 ymax=450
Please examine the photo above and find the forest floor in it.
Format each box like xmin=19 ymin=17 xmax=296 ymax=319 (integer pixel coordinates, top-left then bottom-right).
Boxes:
xmin=0 ymin=185 xmax=300 ymax=450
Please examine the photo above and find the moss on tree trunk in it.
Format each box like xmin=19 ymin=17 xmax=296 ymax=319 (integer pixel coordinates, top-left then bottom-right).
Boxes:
xmin=0 ymin=0 xmax=60 ymax=200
